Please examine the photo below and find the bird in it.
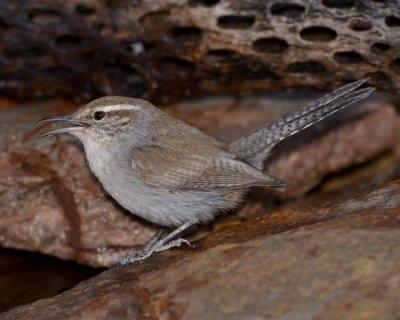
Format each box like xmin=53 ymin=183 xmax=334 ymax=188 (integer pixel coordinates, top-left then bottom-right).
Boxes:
xmin=37 ymin=78 xmax=374 ymax=265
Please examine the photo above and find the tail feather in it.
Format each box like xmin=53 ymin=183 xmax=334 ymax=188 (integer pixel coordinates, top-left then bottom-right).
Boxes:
xmin=230 ymin=78 xmax=374 ymax=169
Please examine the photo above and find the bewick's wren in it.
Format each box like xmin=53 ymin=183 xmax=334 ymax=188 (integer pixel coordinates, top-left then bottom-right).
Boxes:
xmin=38 ymin=79 xmax=373 ymax=265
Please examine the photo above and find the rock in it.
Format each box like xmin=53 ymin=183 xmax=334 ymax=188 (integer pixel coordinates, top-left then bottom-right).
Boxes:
xmin=0 ymin=144 xmax=156 ymax=267
xmin=0 ymin=1 xmax=399 ymax=102
xmin=2 ymin=177 xmax=400 ymax=319
xmin=0 ymin=97 xmax=397 ymax=267
xmin=0 ymin=248 xmax=98 ymax=313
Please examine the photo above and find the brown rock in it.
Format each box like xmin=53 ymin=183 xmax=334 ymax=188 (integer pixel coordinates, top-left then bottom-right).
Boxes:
xmin=0 ymin=144 xmax=156 ymax=267
xmin=0 ymin=1 xmax=399 ymax=102
xmin=2 ymin=177 xmax=400 ymax=319
xmin=0 ymin=97 xmax=396 ymax=267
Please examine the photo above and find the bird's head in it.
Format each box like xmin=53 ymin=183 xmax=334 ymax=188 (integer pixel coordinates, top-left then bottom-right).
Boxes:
xmin=37 ymin=96 xmax=154 ymax=144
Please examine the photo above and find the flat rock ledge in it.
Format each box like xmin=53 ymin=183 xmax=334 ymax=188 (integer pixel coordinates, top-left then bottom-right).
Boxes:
xmin=1 ymin=176 xmax=400 ymax=319
xmin=0 ymin=98 xmax=397 ymax=267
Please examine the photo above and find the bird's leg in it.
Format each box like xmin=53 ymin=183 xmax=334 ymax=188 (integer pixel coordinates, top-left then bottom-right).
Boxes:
xmin=118 ymin=229 xmax=165 ymax=266
xmin=152 ymin=221 xmax=195 ymax=252
xmin=118 ymin=222 xmax=195 ymax=266
xmin=155 ymin=221 xmax=194 ymax=246
xmin=141 ymin=229 xmax=166 ymax=251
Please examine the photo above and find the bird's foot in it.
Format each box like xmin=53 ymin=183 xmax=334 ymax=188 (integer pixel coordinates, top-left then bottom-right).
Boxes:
xmin=117 ymin=237 xmax=191 ymax=266
xmin=118 ymin=246 xmax=155 ymax=266
xmin=118 ymin=238 xmax=193 ymax=267
xmin=117 ymin=229 xmax=164 ymax=266
xmin=154 ymin=237 xmax=192 ymax=252
xmin=117 ymin=222 xmax=196 ymax=266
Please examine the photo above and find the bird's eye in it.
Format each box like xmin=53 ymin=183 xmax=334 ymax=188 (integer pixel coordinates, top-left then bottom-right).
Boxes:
xmin=94 ymin=111 xmax=106 ymax=121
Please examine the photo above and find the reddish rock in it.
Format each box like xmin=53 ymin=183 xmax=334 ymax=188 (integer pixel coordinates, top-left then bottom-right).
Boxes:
xmin=0 ymin=144 xmax=156 ymax=267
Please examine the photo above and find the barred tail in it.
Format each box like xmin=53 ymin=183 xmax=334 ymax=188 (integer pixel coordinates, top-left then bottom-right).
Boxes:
xmin=230 ymin=78 xmax=374 ymax=169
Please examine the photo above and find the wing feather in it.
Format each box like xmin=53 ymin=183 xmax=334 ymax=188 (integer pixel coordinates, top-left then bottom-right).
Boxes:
xmin=131 ymin=145 xmax=286 ymax=191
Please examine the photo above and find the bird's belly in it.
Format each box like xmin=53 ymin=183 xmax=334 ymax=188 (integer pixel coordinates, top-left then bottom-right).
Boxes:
xmin=103 ymin=179 xmax=241 ymax=227
xmin=85 ymin=148 xmax=244 ymax=227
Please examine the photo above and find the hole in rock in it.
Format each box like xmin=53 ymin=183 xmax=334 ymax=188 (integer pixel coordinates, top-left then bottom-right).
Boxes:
xmin=217 ymin=15 xmax=255 ymax=29
xmin=206 ymin=49 xmax=237 ymax=58
xmin=75 ymin=4 xmax=96 ymax=15
xmin=28 ymin=10 xmax=62 ymax=25
xmin=300 ymin=26 xmax=337 ymax=41
xmin=287 ymin=61 xmax=327 ymax=74
xmin=108 ymin=0 xmax=141 ymax=8
xmin=104 ymin=61 xmax=146 ymax=96
xmin=340 ymin=75 xmax=358 ymax=86
xmin=393 ymin=58 xmax=400 ymax=70
xmin=206 ymin=55 xmax=278 ymax=81
xmin=365 ymin=71 xmax=392 ymax=90
xmin=55 ymin=35 xmax=82 ymax=47
xmin=371 ymin=42 xmax=391 ymax=54
xmin=188 ymin=0 xmax=220 ymax=6
xmin=321 ymin=0 xmax=354 ymax=8
xmin=104 ymin=61 xmax=141 ymax=80
xmin=161 ymin=57 xmax=196 ymax=72
xmin=207 ymin=49 xmax=236 ymax=56
xmin=270 ymin=3 xmax=305 ymax=18
xmin=349 ymin=19 xmax=372 ymax=31
xmin=0 ymin=17 xmax=8 ymax=31
xmin=172 ymin=27 xmax=202 ymax=41
xmin=385 ymin=16 xmax=400 ymax=27
xmin=4 ymin=47 xmax=43 ymax=59
xmin=44 ymin=66 xmax=74 ymax=80
xmin=333 ymin=51 xmax=363 ymax=63
xmin=252 ymin=37 xmax=289 ymax=53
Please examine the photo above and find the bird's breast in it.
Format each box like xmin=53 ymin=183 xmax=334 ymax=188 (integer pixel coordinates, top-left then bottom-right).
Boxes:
xmin=82 ymin=141 xmax=244 ymax=227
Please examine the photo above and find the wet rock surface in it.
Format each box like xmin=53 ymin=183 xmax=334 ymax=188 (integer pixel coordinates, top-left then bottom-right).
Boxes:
xmin=1 ymin=175 xmax=400 ymax=319
xmin=0 ymin=96 xmax=397 ymax=267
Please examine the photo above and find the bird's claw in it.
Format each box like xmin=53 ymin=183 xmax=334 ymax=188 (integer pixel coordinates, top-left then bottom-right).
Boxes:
xmin=154 ymin=238 xmax=192 ymax=252
xmin=117 ymin=246 xmax=154 ymax=267
xmin=117 ymin=237 xmax=191 ymax=267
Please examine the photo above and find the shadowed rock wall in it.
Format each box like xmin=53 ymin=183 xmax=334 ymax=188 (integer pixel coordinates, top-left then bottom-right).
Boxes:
xmin=0 ymin=0 xmax=399 ymax=103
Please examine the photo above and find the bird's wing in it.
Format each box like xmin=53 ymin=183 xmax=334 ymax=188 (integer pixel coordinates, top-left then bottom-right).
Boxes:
xmin=188 ymin=157 xmax=287 ymax=190
xmin=131 ymin=145 xmax=286 ymax=191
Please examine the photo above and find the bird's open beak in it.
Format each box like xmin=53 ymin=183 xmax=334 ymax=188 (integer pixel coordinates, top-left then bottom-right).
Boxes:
xmin=36 ymin=115 xmax=89 ymax=138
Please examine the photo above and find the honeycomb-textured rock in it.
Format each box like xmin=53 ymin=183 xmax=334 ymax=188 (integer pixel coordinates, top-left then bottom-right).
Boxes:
xmin=0 ymin=0 xmax=399 ymax=103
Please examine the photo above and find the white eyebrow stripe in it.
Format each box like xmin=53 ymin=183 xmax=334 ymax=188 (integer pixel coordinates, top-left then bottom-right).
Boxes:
xmin=97 ymin=104 xmax=141 ymax=112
